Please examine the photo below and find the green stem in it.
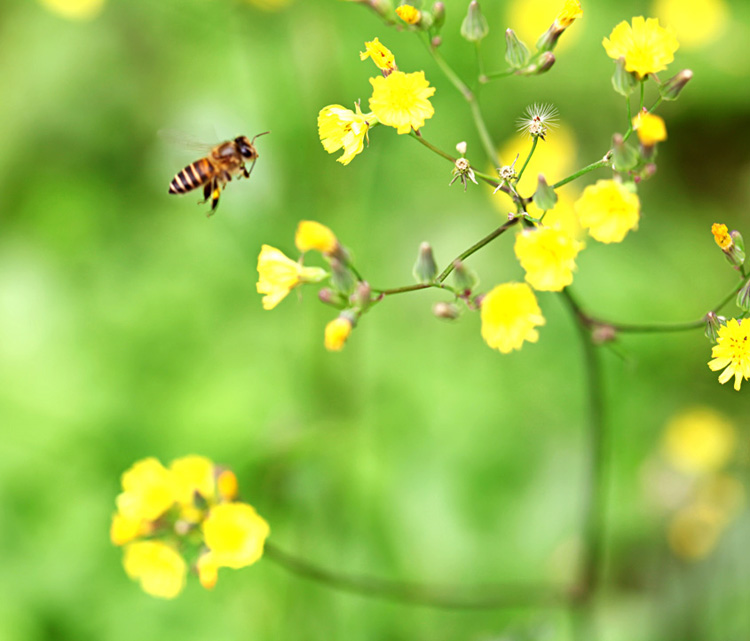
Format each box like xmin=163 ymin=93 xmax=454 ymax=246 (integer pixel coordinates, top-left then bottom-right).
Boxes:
xmin=265 ymin=541 xmax=570 ymax=610
xmin=648 ymin=96 xmax=663 ymax=114
xmin=639 ymin=79 xmax=645 ymax=111
xmin=515 ymin=137 xmax=539 ymax=185
xmin=480 ymin=68 xmax=515 ymax=83
xmin=552 ymin=158 xmax=610 ymax=190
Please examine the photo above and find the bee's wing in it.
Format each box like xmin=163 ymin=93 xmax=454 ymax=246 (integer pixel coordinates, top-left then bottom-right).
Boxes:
xmin=158 ymin=129 xmax=217 ymax=153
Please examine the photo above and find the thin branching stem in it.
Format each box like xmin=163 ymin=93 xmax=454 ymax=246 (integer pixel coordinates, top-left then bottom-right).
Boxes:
xmin=515 ymin=137 xmax=539 ymax=185
xmin=265 ymin=541 xmax=571 ymax=610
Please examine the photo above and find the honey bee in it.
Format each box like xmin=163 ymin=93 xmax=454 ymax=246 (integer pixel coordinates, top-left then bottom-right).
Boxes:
xmin=167 ymin=132 xmax=269 ymax=215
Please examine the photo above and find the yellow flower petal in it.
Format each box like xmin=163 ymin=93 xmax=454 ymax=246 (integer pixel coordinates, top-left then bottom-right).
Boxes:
xmin=632 ymin=112 xmax=667 ymax=146
xmin=396 ymin=5 xmax=421 ymax=25
xmin=317 ymin=104 xmax=375 ymax=165
xmin=203 ymin=502 xmax=270 ymax=569
xmin=480 ymin=283 xmax=545 ymax=353
xmin=170 ymin=455 xmax=216 ymax=505
xmin=115 ymin=458 xmax=177 ymax=522
xmin=123 ymin=541 xmax=187 ymax=599
xmin=38 ymin=0 xmax=105 ymax=20
xmin=514 ymin=225 xmax=584 ymax=291
xmin=360 ymin=38 xmax=396 ymax=71
xmin=574 ymin=179 xmax=640 ymax=244
xmin=296 ymin=220 xmax=339 ymax=254
xmin=708 ymin=319 xmax=750 ymax=391
xmin=256 ymin=245 xmax=327 ymax=310
xmin=369 ymin=71 xmax=435 ymax=135
xmin=603 ymin=16 xmax=679 ymax=77
xmin=324 ymin=317 xmax=352 ymax=351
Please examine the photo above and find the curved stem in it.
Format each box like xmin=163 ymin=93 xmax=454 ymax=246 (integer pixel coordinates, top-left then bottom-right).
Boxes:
xmin=515 ymin=137 xmax=539 ymax=185
xmin=265 ymin=541 xmax=570 ymax=610
xmin=552 ymin=158 xmax=610 ymax=190
xmin=480 ymin=68 xmax=515 ymax=83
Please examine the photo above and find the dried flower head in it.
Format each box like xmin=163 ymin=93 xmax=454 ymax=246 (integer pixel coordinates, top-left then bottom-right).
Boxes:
xmin=517 ymin=103 xmax=559 ymax=140
xmin=450 ymin=157 xmax=478 ymax=191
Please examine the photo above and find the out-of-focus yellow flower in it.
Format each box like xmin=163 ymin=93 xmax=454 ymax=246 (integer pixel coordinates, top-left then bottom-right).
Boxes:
xmin=110 ymin=512 xmax=147 ymax=546
xmin=396 ymin=5 xmax=421 ymax=25
xmin=318 ymin=104 xmax=375 ymax=166
xmin=668 ymin=503 xmax=724 ymax=560
xmin=480 ymin=283 xmax=545 ymax=353
xmin=123 ymin=541 xmax=187 ymax=599
xmin=653 ymin=0 xmax=728 ymax=49
xmin=711 ymin=223 xmax=732 ymax=250
xmin=696 ymin=474 xmax=745 ymax=522
xmin=38 ymin=0 xmax=105 ymax=20
xmin=324 ymin=317 xmax=353 ymax=351
xmin=203 ymin=503 xmax=270 ymax=569
xmin=528 ymin=189 xmax=583 ymax=239
xmin=494 ymin=124 xmax=578 ymax=209
xmin=632 ymin=112 xmax=667 ymax=146
xmin=171 ymin=455 xmax=215 ymax=505
xmin=246 ymin=0 xmax=292 ymax=10
xmin=603 ymin=17 xmax=679 ymax=78
xmin=296 ymin=220 xmax=339 ymax=255
xmin=663 ymin=407 xmax=736 ymax=474
xmin=574 ymin=180 xmax=640 ymax=244
xmin=708 ymin=319 xmax=750 ymax=391
xmin=507 ymin=0 xmax=583 ymax=51
xmin=197 ymin=553 xmax=219 ymax=590
xmin=555 ymin=0 xmax=582 ymax=28
xmin=256 ymin=245 xmax=327 ymax=311
xmin=217 ymin=469 xmax=239 ymax=501
xmin=360 ymin=38 xmax=396 ymax=72
xmin=116 ymin=458 xmax=177 ymax=522
xmin=369 ymin=71 xmax=435 ymax=135
xmin=514 ymin=226 xmax=584 ymax=291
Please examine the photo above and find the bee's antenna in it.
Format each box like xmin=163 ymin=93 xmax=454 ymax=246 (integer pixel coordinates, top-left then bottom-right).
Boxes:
xmin=246 ymin=131 xmax=270 ymax=178
xmin=250 ymin=131 xmax=271 ymax=145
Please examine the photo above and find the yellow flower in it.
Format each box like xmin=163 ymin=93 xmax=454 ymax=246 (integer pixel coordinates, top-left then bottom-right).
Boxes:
xmin=360 ymin=38 xmax=396 ymax=72
xmin=555 ymin=0 xmax=583 ymax=28
xmin=663 ymin=407 xmax=737 ymax=474
xmin=711 ymin=223 xmax=732 ymax=250
xmin=529 ymin=189 xmax=583 ymax=240
xmin=216 ymin=469 xmax=239 ymax=501
xmin=507 ymin=0 xmax=584 ymax=51
xmin=170 ymin=455 xmax=215 ymax=505
xmin=295 ymin=220 xmax=339 ymax=255
xmin=110 ymin=512 xmax=147 ymax=546
xmin=318 ymin=104 xmax=375 ymax=166
xmin=115 ymin=458 xmax=177 ymax=522
xmin=396 ymin=5 xmax=421 ymax=25
xmin=653 ymin=0 xmax=728 ymax=49
xmin=632 ymin=112 xmax=667 ymax=146
xmin=123 ymin=541 xmax=187 ymax=599
xmin=324 ymin=317 xmax=353 ymax=351
xmin=369 ymin=71 xmax=435 ymax=135
xmin=256 ymin=245 xmax=327 ymax=310
xmin=667 ymin=503 xmax=725 ymax=560
xmin=574 ymin=180 xmax=640 ymax=244
xmin=38 ymin=0 xmax=105 ymax=20
xmin=603 ymin=17 xmax=679 ymax=78
xmin=480 ymin=283 xmax=545 ymax=353
xmin=197 ymin=553 xmax=219 ymax=590
xmin=203 ymin=503 xmax=270 ymax=569
xmin=514 ymin=226 xmax=584 ymax=291
xmin=708 ymin=319 xmax=750 ymax=391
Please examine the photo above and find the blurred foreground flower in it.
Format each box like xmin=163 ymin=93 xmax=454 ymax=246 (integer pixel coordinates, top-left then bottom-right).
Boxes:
xmin=480 ymin=283 xmax=545 ymax=353
xmin=603 ymin=16 xmax=679 ymax=77
xmin=708 ymin=319 xmax=750 ymax=391
xmin=652 ymin=0 xmax=728 ymax=49
xmin=369 ymin=71 xmax=435 ymax=134
xmin=324 ymin=316 xmax=353 ymax=351
xmin=296 ymin=220 xmax=340 ymax=256
xmin=318 ymin=104 xmax=376 ymax=165
xmin=508 ymin=0 xmax=584 ymax=52
xmin=574 ymin=179 xmax=640 ymax=244
xmin=632 ymin=112 xmax=667 ymax=147
xmin=663 ymin=407 xmax=737 ymax=474
xmin=38 ymin=0 xmax=104 ymax=20
xmin=257 ymin=245 xmax=328 ymax=310
xmin=112 ymin=456 xmax=269 ymax=599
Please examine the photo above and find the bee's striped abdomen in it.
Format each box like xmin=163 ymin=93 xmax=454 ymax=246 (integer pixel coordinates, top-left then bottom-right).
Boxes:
xmin=168 ymin=158 xmax=213 ymax=194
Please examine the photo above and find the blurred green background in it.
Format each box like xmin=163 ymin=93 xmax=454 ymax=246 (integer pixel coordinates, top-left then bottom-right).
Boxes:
xmin=1 ymin=0 xmax=750 ymax=639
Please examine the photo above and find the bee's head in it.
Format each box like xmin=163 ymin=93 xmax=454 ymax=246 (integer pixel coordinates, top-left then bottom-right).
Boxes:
xmin=234 ymin=135 xmax=257 ymax=159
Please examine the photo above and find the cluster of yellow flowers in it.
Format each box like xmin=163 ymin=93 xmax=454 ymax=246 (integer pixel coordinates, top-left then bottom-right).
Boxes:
xmin=646 ymin=407 xmax=744 ymax=560
xmin=318 ymin=39 xmax=435 ymax=165
xmin=111 ymin=456 xmax=269 ymax=598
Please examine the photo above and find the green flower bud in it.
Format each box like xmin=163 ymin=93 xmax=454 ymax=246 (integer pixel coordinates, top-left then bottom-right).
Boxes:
xmin=612 ymin=57 xmax=638 ymax=97
xmin=532 ymin=174 xmax=558 ymax=211
xmin=451 ymin=259 xmax=479 ymax=293
xmin=432 ymin=301 xmax=460 ymax=320
xmin=736 ymin=278 xmax=750 ymax=312
xmin=516 ymin=52 xmax=555 ymax=76
xmin=460 ymin=0 xmax=488 ymax=43
xmin=413 ymin=242 xmax=438 ymax=284
xmin=351 ymin=281 xmax=373 ymax=311
xmin=329 ymin=257 xmax=356 ymax=294
xmin=431 ymin=1 xmax=445 ymax=31
xmin=704 ymin=311 xmax=723 ymax=343
xmin=505 ymin=29 xmax=531 ymax=69
xmin=612 ymin=133 xmax=639 ymax=171
xmin=660 ymin=69 xmax=693 ymax=101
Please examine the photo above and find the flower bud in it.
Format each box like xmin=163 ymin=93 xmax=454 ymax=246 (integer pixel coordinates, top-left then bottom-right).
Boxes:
xmin=431 ymin=1 xmax=445 ymax=31
xmin=460 ymin=0 xmax=488 ymax=42
xmin=413 ymin=242 xmax=438 ymax=284
xmin=329 ymin=257 xmax=356 ymax=294
xmin=505 ymin=29 xmax=531 ymax=69
xmin=532 ymin=174 xmax=558 ymax=211
xmin=456 ymin=141 xmax=467 ymax=156
xmin=517 ymin=52 xmax=555 ymax=76
xmin=612 ymin=57 xmax=638 ymax=96
xmin=396 ymin=4 xmax=421 ymax=26
xmin=712 ymin=224 xmax=745 ymax=267
xmin=536 ymin=0 xmax=582 ymax=51
xmin=351 ymin=281 xmax=372 ymax=311
xmin=432 ymin=301 xmax=460 ymax=320
xmin=324 ymin=314 xmax=354 ymax=352
xmin=704 ymin=311 xmax=723 ymax=343
xmin=612 ymin=133 xmax=639 ymax=172
xmin=318 ymin=287 xmax=346 ymax=307
xmin=736 ymin=278 xmax=750 ymax=312
xmin=451 ymin=259 xmax=479 ymax=293
xmin=660 ymin=69 xmax=693 ymax=101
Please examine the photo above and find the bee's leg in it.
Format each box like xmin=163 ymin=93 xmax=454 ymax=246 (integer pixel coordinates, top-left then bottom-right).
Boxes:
xmin=240 ymin=164 xmax=250 ymax=179
xmin=208 ymin=182 xmax=221 ymax=217
xmin=200 ymin=181 xmax=213 ymax=204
